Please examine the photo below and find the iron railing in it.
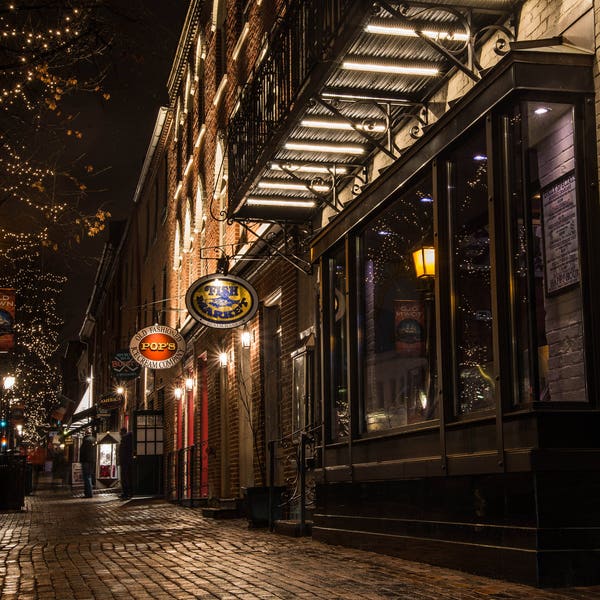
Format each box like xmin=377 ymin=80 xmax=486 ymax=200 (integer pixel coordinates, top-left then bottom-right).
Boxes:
xmin=167 ymin=443 xmax=210 ymax=504
xmin=228 ymin=0 xmax=359 ymax=212
xmin=267 ymin=424 xmax=321 ymax=533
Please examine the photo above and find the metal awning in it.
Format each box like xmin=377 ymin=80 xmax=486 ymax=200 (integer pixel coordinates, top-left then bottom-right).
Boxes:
xmin=228 ymin=0 xmax=521 ymax=223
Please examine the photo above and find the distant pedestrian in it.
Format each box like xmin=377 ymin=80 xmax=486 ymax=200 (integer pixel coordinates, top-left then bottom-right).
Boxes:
xmin=51 ymin=448 xmax=67 ymax=489
xmin=79 ymin=429 xmax=95 ymax=498
xmin=118 ymin=427 xmax=134 ymax=500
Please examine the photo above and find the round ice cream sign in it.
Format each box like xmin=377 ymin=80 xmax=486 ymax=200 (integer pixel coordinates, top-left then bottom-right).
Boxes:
xmin=186 ymin=274 xmax=258 ymax=329
xmin=129 ymin=325 xmax=186 ymax=369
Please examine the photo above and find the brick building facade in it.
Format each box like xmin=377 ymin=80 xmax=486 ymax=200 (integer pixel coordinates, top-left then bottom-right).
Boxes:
xmin=75 ymin=0 xmax=600 ymax=587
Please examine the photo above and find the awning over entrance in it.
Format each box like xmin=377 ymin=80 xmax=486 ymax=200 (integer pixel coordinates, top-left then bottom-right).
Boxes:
xmin=228 ymin=0 xmax=522 ymax=223
xmin=309 ymin=47 xmax=595 ymax=259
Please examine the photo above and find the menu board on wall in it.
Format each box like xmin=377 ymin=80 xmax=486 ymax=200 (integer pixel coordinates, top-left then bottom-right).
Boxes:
xmin=542 ymin=173 xmax=580 ymax=295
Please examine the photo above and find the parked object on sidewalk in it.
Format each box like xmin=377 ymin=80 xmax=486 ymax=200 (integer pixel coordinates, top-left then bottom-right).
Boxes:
xmin=0 ymin=453 xmax=25 ymax=510
xmin=244 ymin=485 xmax=285 ymax=528
xmin=79 ymin=430 xmax=95 ymax=498
xmin=118 ymin=427 xmax=133 ymax=499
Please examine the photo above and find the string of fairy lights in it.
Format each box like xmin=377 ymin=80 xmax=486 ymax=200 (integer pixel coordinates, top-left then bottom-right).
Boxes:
xmin=0 ymin=4 xmax=89 ymax=111
xmin=0 ymin=3 xmax=117 ymax=445
xmin=1 ymin=238 xmax=66 ymax=445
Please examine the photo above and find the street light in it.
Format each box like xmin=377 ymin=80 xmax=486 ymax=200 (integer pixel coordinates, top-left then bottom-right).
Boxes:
xmin=1 ymin=375 xmax=15 ymax=452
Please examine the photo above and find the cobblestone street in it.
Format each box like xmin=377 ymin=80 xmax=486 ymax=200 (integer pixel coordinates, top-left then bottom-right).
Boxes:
xmin=2 ymin=479 xmax=600 ymax=600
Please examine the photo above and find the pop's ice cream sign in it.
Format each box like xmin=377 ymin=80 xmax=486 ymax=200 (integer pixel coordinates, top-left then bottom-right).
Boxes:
xmin=129 ymin=325 xmax=186 ymax=369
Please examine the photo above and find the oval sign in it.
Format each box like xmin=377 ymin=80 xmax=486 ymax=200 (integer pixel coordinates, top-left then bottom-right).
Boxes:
xmin=129 ymin=325 xmax=186 ymax=369
xmin=186 ymin=274 xmax=258 ymax=329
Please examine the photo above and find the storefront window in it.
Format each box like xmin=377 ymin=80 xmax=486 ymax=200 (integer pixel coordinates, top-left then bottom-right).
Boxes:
xmin=327 ymin=245 xmax=349 ymax=439
xmin=447 ymin=128 xmax=495 ymax=414
xmin=359 ymin=174 xmax=437 ymax=432
xmin=507 ymin=102 xmax=586 ymax=403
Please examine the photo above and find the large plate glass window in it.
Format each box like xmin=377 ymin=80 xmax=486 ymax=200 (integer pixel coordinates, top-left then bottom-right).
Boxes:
xmin=325 ymin=244 xmax=348 ymax=440
xmin=447 ymin=126 xmax=495 ymax=415
xmin=505 ymin=101 xmax=586 ymax=403
xmin=358 ymin=172 xmax=437 ymax=432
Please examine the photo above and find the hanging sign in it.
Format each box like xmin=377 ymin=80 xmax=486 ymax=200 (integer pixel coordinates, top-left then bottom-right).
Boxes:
xmin=111 ymin=349 xmax=141 ymax=380
xmin=0 ymin=288 xmax=15 ymax=352
xmin=186 ymin=274 xmax=258 ymax=329
xmin=129 ymin=325 xmax=186 ymax=370
xmin=99 ymin=393 xmax=123 ymax=411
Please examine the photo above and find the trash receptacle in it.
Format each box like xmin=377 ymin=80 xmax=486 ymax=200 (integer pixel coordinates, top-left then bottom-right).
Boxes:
xmin=0 ymin=454 xmax=26 ymax=510
xmin=24 ymin=462 xmax=33 ymax=496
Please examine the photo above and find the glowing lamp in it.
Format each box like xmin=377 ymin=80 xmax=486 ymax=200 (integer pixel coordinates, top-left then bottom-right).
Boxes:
xmin=241 ymin=329 xmax=252 ymax=348
xmin=185 ymin=378 xmax=194 ymax=391
xmin=219 ymin=352 xmax=229 ymax=368
xmin=412 ymin=246 xmax=436 ymax=279
xmin=3 ymin=376 xmax=15 ymax=390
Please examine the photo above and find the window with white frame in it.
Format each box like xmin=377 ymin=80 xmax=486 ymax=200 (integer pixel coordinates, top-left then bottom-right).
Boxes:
xmin=173 ymin=219 xmax=182 ymax=271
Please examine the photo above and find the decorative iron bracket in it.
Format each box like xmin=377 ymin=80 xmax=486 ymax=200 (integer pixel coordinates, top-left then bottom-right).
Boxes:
xmin=236 ymin=220 xmax=313 ymax=275
xmin=277 ymin=162 xmax=341 ymax=214
xmin=314 ymin=96 xmax=400 ymax=159
xmin=376 ymin=0 xmax=515 ymax=83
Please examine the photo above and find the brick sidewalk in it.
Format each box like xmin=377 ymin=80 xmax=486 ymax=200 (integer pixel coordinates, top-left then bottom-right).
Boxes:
xmin=1 ymin=483 xmax=599 ymax=599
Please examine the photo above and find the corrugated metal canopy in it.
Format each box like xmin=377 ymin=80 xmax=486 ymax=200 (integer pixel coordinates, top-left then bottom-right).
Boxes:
xmin=229 ymin=0 xmax=521 ymax=222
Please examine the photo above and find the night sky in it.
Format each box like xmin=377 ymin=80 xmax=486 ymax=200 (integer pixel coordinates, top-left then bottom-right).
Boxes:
xmin=57 ymin=2 xmax=188 ymax=345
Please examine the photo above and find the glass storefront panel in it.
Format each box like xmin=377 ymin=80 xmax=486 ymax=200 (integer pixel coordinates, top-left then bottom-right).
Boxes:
xmin=321 ymin=92 xmax=592 ymax=442
xmin=327 ymin=245 xmax=349 ymax=440
xmin=448 ymin=127 xmax=495 ymax=415
xmin=507 ymin=102 xmax=587 ymax=403
xmin=359 ymin=173 xmax=437 ymax=432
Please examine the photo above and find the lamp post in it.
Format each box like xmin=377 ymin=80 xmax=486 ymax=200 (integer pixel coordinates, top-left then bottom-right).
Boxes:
xmin=412 ymin=245 xmax=436 ymax=416
xmin=1 ymin=376 xmax=15 ymax=452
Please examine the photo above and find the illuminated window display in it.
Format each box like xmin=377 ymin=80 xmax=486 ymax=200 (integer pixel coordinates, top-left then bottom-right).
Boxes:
xmin=358 ymin=173 xmax=437 ymax=431
xmin=322 ymin=98 xmax=589 ymax=437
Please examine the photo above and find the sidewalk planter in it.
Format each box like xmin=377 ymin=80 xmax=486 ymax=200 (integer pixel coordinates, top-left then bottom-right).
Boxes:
xmin=244 ymin=486 xmax=286 ymax=528
xmin=0 ymin=454 xmax=25 ymax=510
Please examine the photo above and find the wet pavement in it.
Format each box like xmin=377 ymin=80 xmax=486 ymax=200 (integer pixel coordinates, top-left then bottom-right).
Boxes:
xmin=1 ymin=477 xmax=600 ymax=599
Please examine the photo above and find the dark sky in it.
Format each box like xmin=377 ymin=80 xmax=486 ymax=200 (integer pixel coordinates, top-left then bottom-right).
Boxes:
xmin=58 ymin=1 xmax=188 ymax=345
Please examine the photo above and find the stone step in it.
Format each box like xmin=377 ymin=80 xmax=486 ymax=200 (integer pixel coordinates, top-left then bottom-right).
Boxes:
xmin=274 ymin=519 xmax=313 ymax=537
xmin=201 ymin=506 xmax=242 ymax=519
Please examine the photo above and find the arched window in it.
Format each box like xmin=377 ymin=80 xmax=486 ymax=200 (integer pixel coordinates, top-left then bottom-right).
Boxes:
xmin=183 ymin=200 xmax=193 ymax=253
xmin=184 ymin=71 xmax=191 ymax=114
xmin=173 ymin=220 xmax=182 ymax=271
xmin=195 ymin=36 xmax=204 ymax=82
xmin=214 ymin=134 xmax=228 ymax=247
xmin=212 ymin=0 xmax=226 ymax=84
xmin=194 ymin=181 xmax=205 ymax=235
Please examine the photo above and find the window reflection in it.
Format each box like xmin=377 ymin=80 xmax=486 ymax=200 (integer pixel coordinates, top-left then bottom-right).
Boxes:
xmin=359 ymin=174 xmax=437 ymax=432
xmin=448 ymin=129 xmax=495 ymax=414
xmin=508 ymin=102 xmax=586 ymax=403
xmin=328 ymin=246 xmax=348 ymax=439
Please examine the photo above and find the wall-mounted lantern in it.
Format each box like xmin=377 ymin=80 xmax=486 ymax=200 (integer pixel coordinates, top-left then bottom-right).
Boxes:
xmin=219 ymin=352 xmax=229 ymax=368
xmin=412 ymin=245 xmax=436 ymax=279
xmin=241 ymin=328 xmax=252 ymax=349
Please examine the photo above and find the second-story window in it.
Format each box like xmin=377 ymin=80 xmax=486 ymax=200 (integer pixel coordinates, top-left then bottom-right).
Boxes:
xmin=213 ymin=0 xmax=227 ymax=90
xmin=173 ymin=219 xmax=182 ymax=271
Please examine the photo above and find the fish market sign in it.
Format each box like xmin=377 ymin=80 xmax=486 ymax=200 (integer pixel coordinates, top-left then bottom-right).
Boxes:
xmin=186 ymin=274 xmax=258 ymax=329
xmin=129 ymin=325 xmax=186 ymax=369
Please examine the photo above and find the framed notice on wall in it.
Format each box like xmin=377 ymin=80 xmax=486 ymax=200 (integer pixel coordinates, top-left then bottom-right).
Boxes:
xmin=541 ymin=173 xmax=580 ymax=296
